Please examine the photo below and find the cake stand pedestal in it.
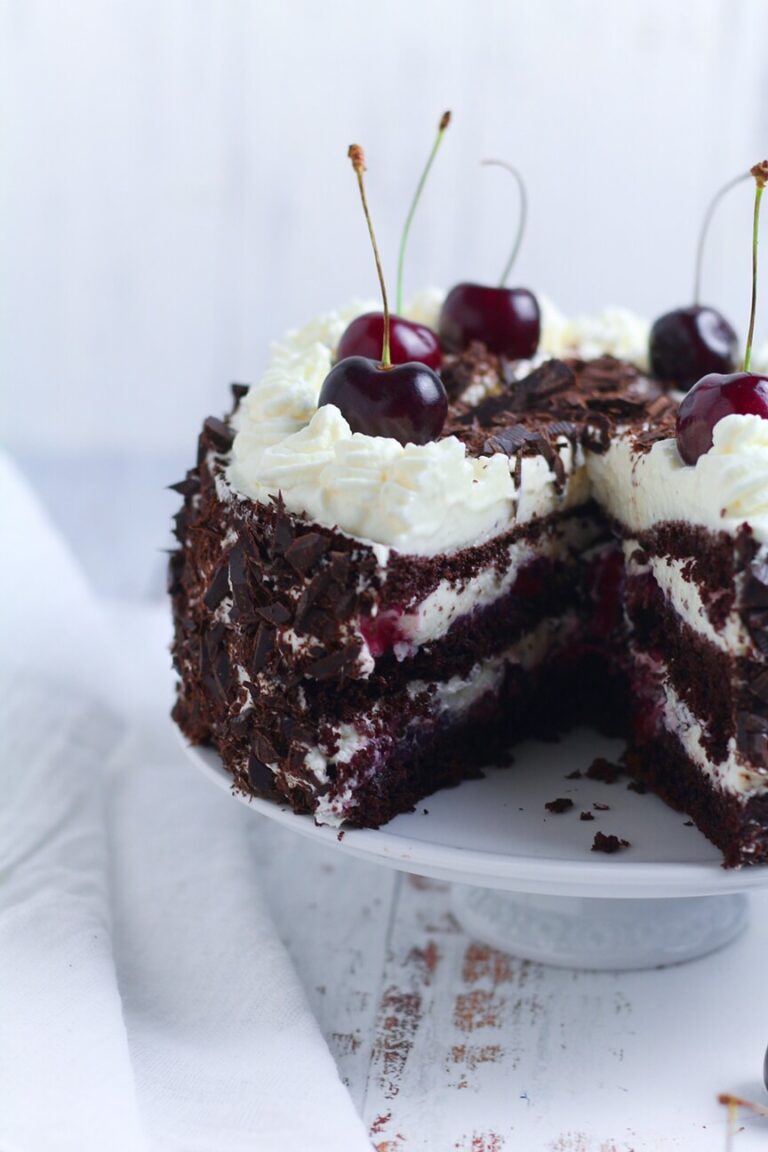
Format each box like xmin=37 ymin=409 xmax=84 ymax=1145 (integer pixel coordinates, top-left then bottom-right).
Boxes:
xmin=183 ymin=728 xmax=768 ymax=971
xmin=450 ymin=887 xmax=748 ymax=970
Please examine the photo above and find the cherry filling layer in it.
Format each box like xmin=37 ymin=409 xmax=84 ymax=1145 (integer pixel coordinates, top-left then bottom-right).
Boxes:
xmin=360 ymin=606 xmax=406 ymax=658
xmin=359 ymin=558 xmax=559 ymax=660
xmin=586 ymin=547 xmax=625 ymax=638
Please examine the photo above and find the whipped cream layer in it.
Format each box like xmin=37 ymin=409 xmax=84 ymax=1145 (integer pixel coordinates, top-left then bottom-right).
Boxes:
xmin=638 ymin=652 xmax=768 ymax=802
xmin=590 ymin=414 xmax=768 ymax=545
xmin=628 ymin=545 xmax=754 ymax=656
xmin=389 ymin=517 xmax=595 ymax=654
xmin=227 ymin=289 xmax=768 ymax=555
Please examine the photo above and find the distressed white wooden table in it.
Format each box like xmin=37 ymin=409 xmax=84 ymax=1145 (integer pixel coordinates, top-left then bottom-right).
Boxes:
xmin=25 ymin=456 xmax=768 ymax=1150
xmin=253 ymin=817 xmax=768 ymax=1151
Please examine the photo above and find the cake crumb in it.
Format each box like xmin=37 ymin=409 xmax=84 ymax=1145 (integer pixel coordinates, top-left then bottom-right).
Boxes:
xmin=565 ymin=769 xmax=582 ymax=780
xmin=684 ymin=820 xmax=694 ymax=827
xmin=593 ymin=801 xmax=610 ymax=811
xmin=586 ymin=757 xmax=623 ymax=783
xmin=545 ymin=797 xmax=574 ymax=814
xmin=591 ymin=831 xmax=630 ymax=854
xmin=580 ymin=811 xmax=595 ymax=822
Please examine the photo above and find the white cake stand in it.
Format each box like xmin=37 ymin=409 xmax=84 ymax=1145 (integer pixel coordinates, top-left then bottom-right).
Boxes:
xmin=184 ymin=727 xmax=768 ymax=970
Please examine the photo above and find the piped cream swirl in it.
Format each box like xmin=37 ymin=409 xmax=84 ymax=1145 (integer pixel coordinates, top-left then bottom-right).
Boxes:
xmin=227 ymin=290 xmax=768 ymax=554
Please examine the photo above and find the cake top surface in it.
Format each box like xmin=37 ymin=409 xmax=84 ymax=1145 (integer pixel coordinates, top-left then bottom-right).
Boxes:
xmin=223 ymin=289 xmax=768 ymax=556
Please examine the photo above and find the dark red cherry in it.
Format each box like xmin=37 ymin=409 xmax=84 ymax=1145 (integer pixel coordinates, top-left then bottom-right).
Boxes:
xmin=318 ymin=355 xmax=447 ymax=446
xmin=337 ymin=312 xmax=442 ymax=370
xmin=675 ymin=371 xmax=768 ymax=464
xmin=438 ymin=283 xmax=540 ymax=359
xmin=649 ymin=305 xmax=738 ymax=391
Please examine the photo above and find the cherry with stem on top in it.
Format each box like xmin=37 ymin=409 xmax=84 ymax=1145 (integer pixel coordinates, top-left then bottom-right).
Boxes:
xmin=676 ymin=161 xmax=768 ymax=465
xmin=649 ymin=171 xmax=751 ymax=390
xmin=318 ymin=145 xmax=448 ymax=446
xmin=438 ymin=158 xmax=540 ymax=359
xmin=336 ymin=112 xmax=451 ymax=370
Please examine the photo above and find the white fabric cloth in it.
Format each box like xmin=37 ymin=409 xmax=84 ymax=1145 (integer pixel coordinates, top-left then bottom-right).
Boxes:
xmin=0 ymin=455 xmax=371 ymax=1152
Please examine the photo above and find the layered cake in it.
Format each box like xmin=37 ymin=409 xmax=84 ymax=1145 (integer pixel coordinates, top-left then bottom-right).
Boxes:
xmin=170 ymin=288 xmax=768 ymax=867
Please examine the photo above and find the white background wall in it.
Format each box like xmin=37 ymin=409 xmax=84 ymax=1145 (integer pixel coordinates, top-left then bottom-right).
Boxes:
xmin=3 ymin=0 xmax=768 ymax=458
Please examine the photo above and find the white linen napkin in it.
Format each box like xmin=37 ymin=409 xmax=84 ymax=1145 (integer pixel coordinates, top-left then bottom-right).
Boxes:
xmin=0 ymin=455 xmax=146 ymax=1152
xmin=0 ymin=455 xmax=371 ymax=1152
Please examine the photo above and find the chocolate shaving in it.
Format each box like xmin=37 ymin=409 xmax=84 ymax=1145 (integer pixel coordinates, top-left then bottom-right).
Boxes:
xmin=748 ymin=667 xmax=768 ymax=704
xmin=304 ymin=650 xmax=349 ymax=681
xmin=737 ymin=711 xmax=768 ymax=768
xmin=745 ymin=609 xmax=768 ymax=655
xmin=441 ymin=342 xmax=500 ymax=401
xmin=285 ymin=532 xmax=330 ymax=575
xmin=169 ymin=476 xmax=200 ymax=497
xmin=247 ymin=755 xmax=279 ymax=797
xmin=250 ymin=625 xmax=276 ymax=675
xmin=744 ymin=558 xmax=768 ymax=607
xmin=203 ymin=562 xmax=231 ymax=611
xmin=203 ymin=416 xmax=235 ymax=454
xmin=256 ymin=602 xmax=292 ymax=627
xmin=252 ymin=730 xmax=278 ymax=765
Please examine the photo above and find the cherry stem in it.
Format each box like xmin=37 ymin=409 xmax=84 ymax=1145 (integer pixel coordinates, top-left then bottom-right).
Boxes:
xmin=396 ymin=110 xmax=451 ymax=315
xmin=348 ymin=144 xmax=390 ymax=368
xmin=482 ymin=159 xmax=528 ymax=287
xmin=693 ymin=170 xmax=751 ymax=305
xmin=718 ymin=1093 xmax=768 ymax=1119
xmin=744 ymin=161 xmax=768 ymax=372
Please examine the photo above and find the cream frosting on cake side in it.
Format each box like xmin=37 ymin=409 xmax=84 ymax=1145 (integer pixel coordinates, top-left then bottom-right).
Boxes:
xmin=588 ymin=413 xmax=768 ymax=545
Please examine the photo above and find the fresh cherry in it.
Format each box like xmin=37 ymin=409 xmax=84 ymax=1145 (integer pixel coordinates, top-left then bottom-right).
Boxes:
xmin=439 ymin=159 xmax=540 ymax=359
xmin=319 ymin=144 xmax=448 ymax=446
xmin=335 ymin=112 xmax=449 ymax=374
xmin=676 ymin=372 xmax=768 ymax=464
xmin=338 ymin=113 xmax=452 ymax=374
xmin=650 ymin=171 xmax=750 ymax=389
xmin=337 ymin=312 xmax=442 ymax=370
xmin=676 ymin=161 xmax=768 ymax=465
xmin=319 ymin=355 xmax=447 ymax=444
xmin=649 ymin=306 xmax=738 ymax=391
xmin=439 ymin=283 xmax=540 ymax=358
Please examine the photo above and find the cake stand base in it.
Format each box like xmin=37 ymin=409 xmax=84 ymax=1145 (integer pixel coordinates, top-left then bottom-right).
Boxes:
xmin=451 ymin=886 xmax=749 ymax=970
